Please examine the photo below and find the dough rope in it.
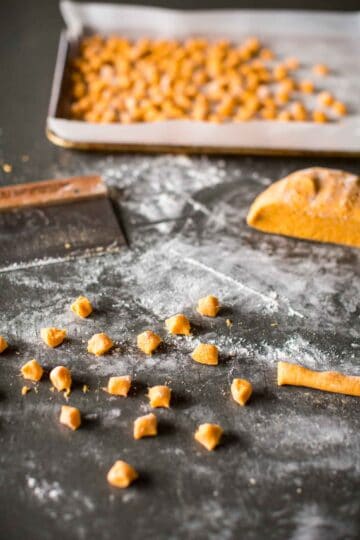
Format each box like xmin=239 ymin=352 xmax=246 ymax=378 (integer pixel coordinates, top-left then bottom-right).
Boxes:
xmin=278 ymin=361 xmax=360 ymax=397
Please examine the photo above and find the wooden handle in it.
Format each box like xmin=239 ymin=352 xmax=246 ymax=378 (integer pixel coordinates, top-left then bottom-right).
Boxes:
xmin=0 ymin=175 xmax=107 ymax=211
xmin=278 ymin=361 xmax=360 ymax=397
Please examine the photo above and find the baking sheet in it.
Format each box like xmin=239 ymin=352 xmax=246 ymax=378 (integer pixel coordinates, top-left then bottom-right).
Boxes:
xmin=47 ymin=2 xmax=360 ymax=154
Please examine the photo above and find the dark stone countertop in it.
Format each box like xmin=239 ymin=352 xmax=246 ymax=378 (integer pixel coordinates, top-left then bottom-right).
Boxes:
xmin=0 ymin=1 xmax=359 ymax=539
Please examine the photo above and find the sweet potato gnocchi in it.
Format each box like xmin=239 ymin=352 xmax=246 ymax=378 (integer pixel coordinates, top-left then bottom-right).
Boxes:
xmin=41 ymin=328 xmax=66 ymax=348
xmin=107 ymin=460 xmax=138 ymax=488
xmin=194 ymin=423 xmax=223 ymax=451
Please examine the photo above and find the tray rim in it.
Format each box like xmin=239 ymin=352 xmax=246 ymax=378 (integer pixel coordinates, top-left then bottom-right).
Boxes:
xmin=46 ymin=127 xmax=360 ymax=157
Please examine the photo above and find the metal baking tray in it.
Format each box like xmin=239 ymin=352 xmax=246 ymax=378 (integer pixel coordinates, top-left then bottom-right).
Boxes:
xmin=47 ymin=2 xmax=360 ymax=156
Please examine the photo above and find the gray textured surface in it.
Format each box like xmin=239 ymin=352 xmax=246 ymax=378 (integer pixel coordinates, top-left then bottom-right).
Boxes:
xmin=1 ymin=1 xmax=360 ymax=539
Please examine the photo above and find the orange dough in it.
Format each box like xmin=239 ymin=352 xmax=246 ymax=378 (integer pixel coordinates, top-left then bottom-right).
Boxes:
xmin=71 ymin=296 xmax=93 ymax=318
xmin=247 ymin=167 xmax=360 ymax=248
xmin=278 ymin=361 xmax=360 ymax=397
xmin=133 ymin=413 xmax=158 ymax=439
xmin=165 ymin=314 xmax=191 ymax=335
xmin=105 ymin=376 xmax=132 ymax=397
xmin=107 ymin=460 xmax=138 ymax=488
xmin=60 ymin=405 xmax=81 ymax=430
xmin=231 ymin=378 xmax=253 ymax=405
xmin=21 ymin=359 xmax=44 ymax=382
xmin=137 ymin=330 xmax=162 ymax=355
xmin=194 ymin=423 xmax=223 ymax=451
xmin=196 ymin=295 xmax=220 ymax=317
xmin=191 ymin=343 xmax=219 ymax=366
xmin=41 ymin=328 xmax=66 ymax=348
xmin=0 ymin=336 xmax=8 ymax=353
xmin=87 ymin=333 xmax=113 ymax=355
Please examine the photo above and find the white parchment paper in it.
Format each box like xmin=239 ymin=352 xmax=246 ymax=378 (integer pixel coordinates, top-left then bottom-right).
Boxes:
xmin=47 ymin=2 xmax=360 ymax=153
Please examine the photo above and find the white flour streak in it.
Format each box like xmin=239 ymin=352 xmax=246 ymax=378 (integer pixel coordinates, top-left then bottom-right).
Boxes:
xmin=171 ymin=248 xmax=284 ymax=313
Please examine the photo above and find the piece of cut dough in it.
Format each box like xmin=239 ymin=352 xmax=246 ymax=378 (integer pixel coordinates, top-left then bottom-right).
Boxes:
xmin=148 ymin=385 xmax=171 ymax=408
xmin=21 ymin=359 xmax=44 ymax=382
xmin=71 ymin=296 xmax=93 ymax=318
xmin=231 ymin=378 xmax=253 ymax=405
xmin=133 ymin=413 xmax=158 ymax=439
xmin=60 ymin=405 xmax=81 ymax=430
xmin=165 ymin=314 xmax=191 ymax=335
xmin=196 ymin=295 xmax=220 ymax=317
xmin=50 ymin=366 xmax=72 ymax=392
xmin=191 ymin=343 xmax=218 ymax=365
xmin=87 ymin=333 xmax=113 ymax=356
xmin=107 ymin=460 xmax=138 ymax=488
xmin=278 ymin=361 xmax=360 ymax=397
xmin=137 ymin=330 xmax=162 ymax=355
xmin=105 ymin=376 xmax=131 ymax=397
xmin=247 ymin=167 xmax=360 ymax=248
xmin=0 ymin=336 xmax=8 ymax=353
xmin=41 ymin=328 xmax=66 ymax=348
xmin=194 ymin=423 xmax=223 ymax=451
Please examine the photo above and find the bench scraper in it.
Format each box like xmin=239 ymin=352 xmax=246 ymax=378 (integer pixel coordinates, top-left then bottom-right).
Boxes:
xmin=0 ymin=175 xmax=126 ymax=271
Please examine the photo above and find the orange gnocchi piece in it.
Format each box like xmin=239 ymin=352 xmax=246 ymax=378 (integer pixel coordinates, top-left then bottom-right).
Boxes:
xmin=191 ymin=343 xmax=219 ymax=366
xmin=148 ymin=385 xmax=171 ymax=408
xmin=87 ymin=333 xmax=113 ymax=356
xmin=107 ymin=460 xmax=138 ymax=488
xmin=165 ymin=314 xmax=191 ymax=335
xmin=71 ymin=296 xmax=93 ymax=318
xmin=21 ymin=359 xmax=44 ymax=382
xmin=137 ymin=330 xmax=162 ymax=355
xmin=60 ymin=405 xmax=81 ymax=431
xmin=194 ymin=423 xmax=223 ymax=451
xmin=41 ymin=328 xmax=66 ymax=348
xmin=231 ymin=378 xmax=253 ymax=406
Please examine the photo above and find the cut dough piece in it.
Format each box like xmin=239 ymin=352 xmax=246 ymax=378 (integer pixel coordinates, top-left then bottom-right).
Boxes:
xmin=231 ymin=378 xmax=253 ymax=405
xmin=194 ymin=423 xmax=223 ymax=451
xmin=107 ymin=460 xmax=138 ymax=488
xmin=247 ymin=167 xmax=360 ymax=248
xmin=0 ymin=336 xmax=8 ymax=353
xmin=137 ymin=330 xmax=162 ymax=355
xmin=105 ymin=376 xmax=131 ymax=397
xmin=148 ymin=385 xmax=171 ymax=408
xmin=50 ymin=366 xmax=72 ymax=392
xmin=21 ymin=359 xmax=44 ymax=382
xmin=196 ymin=295 xmax=220 ymax=317
xmin=191 ymin=343 xmax=218 ymax=366
xmin=60 ymin=405 xmax=81 ymax=430
xmin=278 ymin=361 xmax=360 ymax=397
xmin=165 ymin=314 xmax=191 ymax=335
xmin=87 ymin=333 xmax=113 ymax=356
xmin=133 ymin=413 xmax=158 ymax=439
xmin=71 ymin=296 xmax=93 ymax=318
xmin=41 ymin=328 xmax=66 ymax=348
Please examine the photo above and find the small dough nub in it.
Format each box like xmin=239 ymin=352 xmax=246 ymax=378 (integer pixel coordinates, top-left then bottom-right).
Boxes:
xmin=21 ymin=359 xmax=44 ymax=382
xmin=194 ymin=423 xmax=223 ymax=451
xmin=60 ymin=405 xmax=81 ymax=430
xmin=105 ymin=376 xmax=132 ymax=397
xmin=137 ymin=330 xmax=162 ymax=355
xmin=191 ymin=343 xmax=218 ymax=366
xmin=50 ymin=366 xmax=72 ymax=392
xmin=107 ymin=460 xmax=138 ymax=488
xmin=165 ymin=314 xmax=191 ymax=335
xmin=71 ymin=296 xmax=93 ymax=318
xmin=196 ymin=295 xmax=220 ymax=317
xmin=87 ymin=333 xmax=113 ymax=356
xmin=231 ymin=378 xmax=253 ymax=405
xmin=133 ymin=413 xmax=158 ymax=439
xmin=41 ymin=328 xmax=66 ymax=348
xmin=0 ymin=336 xmax=8 ymax=354
xmin=148 ymin=385 xmax=171 ymax=408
